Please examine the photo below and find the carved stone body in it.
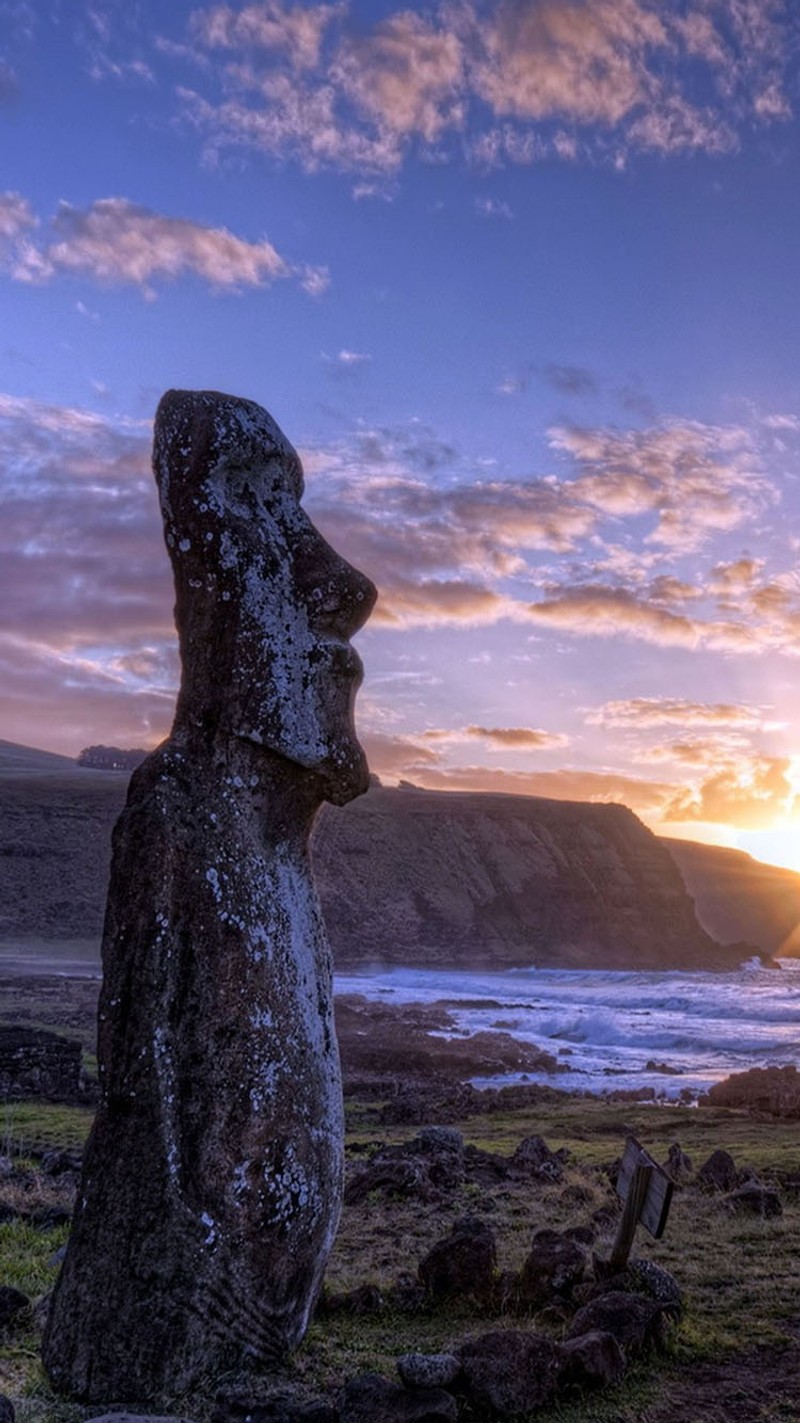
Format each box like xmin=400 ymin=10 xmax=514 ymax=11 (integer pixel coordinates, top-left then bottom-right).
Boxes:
xmin=42 ymin=391 xmax=376 ymax=1401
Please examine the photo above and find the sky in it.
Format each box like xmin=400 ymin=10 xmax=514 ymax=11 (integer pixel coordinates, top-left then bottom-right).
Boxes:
xmin=3 ymin=0 xmax=800 ymax=869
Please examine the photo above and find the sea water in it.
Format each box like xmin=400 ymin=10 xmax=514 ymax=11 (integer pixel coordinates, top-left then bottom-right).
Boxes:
xmin=335 ymin=958 xmax=800 ymax=1101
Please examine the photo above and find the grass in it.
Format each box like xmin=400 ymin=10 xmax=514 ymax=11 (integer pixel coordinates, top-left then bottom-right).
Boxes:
xmin=0 ymin=1093 xmax=798 ymax=1422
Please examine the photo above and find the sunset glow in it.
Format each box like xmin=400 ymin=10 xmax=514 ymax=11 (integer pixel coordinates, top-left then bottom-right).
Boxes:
xmin=3 ymin=2 xmax=800 ymax=863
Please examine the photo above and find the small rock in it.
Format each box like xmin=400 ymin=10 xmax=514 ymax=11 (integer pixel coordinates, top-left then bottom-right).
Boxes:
xmin=567 ymin=1291 xmax=668 ymax=1356
xmin=458 ymin=1330 xmax=560 ymax=1417
xmin=418 ymin=1216 xmax=497 ymax=1303
xmin=517 ymin=1228 xmax=587 ymax=1309
xmin=213 ymin=1389 xmax=335 ymax=1423
xmin=29 ymin=1205 xmax=71 ymax=1231
xmin=510 ymin=1136 xmax=565 ymax=1181
xmin=663 ymin=1143 xmax=693 ymax=1183
xmin=697 ymin=1149 xmax=738 ymax=1193
xmin=345 ymin=1158 xmax=432 ymax=1206
xmin=87 ymin=1417 xmax=197 ymax=1423
xmin=47 ymin=1244 xmax=67 ymax=1269
xmin=0 ymin=1287 xmax=29 ymax=1327
xmin=0 ymin=1394 xmax=14 ymax=1423
xmin=317 ymin=1283 xmax=385 ymax=1317
xmin=559 ymin=1329 xmax=627 ymax=1390
xmin=726 ymin=1184 xmax=783 ymax=1218
xmin=396 ymin=1354 xmax=460 ymax=1389
xmin=340 ymin=1373 xmax=456 ymax=1423
xmin=40 ymin=1150 xmax=82 ymax=1177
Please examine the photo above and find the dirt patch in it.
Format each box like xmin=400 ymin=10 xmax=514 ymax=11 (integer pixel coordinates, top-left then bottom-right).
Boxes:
xmin=642 ymin=1335 xmax=800 ymax=1422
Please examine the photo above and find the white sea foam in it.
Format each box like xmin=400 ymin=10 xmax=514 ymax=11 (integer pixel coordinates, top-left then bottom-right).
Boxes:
xmin=335 ymin=958 xmax=800 ymax=1100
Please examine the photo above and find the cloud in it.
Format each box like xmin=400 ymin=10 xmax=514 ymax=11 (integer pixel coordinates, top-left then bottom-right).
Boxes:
xmin=335 ymin=348 xmax=371 ymax=365
xmin=663 ymin=755 xmax=798 ymax=830
xmin=543 ymin=363 xmax=597 ymax=396
xmin=175 ymin=0 xmax=795 ymax=176
xmin=422 ymin=724 xmax=568 ymax=749
xmin=332 ymin=9 xmax=466 ymax=142
xmin=550 ymin=420 xmax=771 ymax=551
xmin=587 ymin=697 xmax=765 ymax=730
xmin=527 ymin=584 xmax=698 ymax=647
xmin=474 ymin=196 xmax=512 ymax=218
xmin=190 ymin=1 xmax=343 ymax=70
xmin=0 ymin=191 xmax=35 ymax=245
xmin=4 ymin=196 xmax=327 ymax=297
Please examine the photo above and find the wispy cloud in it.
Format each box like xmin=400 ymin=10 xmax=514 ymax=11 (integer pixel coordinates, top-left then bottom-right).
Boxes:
xmin=421 ymin=724 xmax=568 ymax=749
xmin=663 ymin=754 xmax=798 ymax=829
xmin=587 ymin=697 xmax=766 ymax=730
xmin=2 ymin=195 xmax=327 ymax=298
xmin=171 ymin=0 xmax=795 ymax=177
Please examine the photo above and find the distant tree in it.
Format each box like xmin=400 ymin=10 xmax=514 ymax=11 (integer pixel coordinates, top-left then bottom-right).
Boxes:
xmin=77 ymin=745 xmax=149 ymax=772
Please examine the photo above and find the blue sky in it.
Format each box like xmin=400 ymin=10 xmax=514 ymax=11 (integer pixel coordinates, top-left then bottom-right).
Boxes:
xmin=4 ymin=0 xmax=800 ymax=867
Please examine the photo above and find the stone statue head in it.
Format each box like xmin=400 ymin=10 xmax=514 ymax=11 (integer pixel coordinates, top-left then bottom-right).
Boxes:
xmin=153 ymin=389 xmax=376 ymax=805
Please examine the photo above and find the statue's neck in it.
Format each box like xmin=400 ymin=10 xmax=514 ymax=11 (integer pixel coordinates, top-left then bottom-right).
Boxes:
xmin=166 ymin=725 xmax=324 ymax=850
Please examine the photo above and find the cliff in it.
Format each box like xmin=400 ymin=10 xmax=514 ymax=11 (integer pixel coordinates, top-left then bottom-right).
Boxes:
xmin=0 ymin=740 xmax=750 ymax=970
xmin=313 ymin=786 xmax=745 ymax=970
xmin=664 ymin=837 xmax=800 ymax=958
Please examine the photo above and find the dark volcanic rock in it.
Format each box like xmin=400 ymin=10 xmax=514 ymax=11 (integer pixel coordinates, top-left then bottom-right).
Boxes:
xmin=0 ymin=1287 xmax=29 ymax=1327
xmin=458 ymin=1330 xmax=561 ymax=1417
xmin=567 ymin=1291 xmax=669 ymax=1356
xmin=697 ymin=1149 xmax=739 ymax=1192
xmin=345 ymin=1126 xmax=466 ymax=1205
xmin=41 ymin=390 xmax=377 ymax=1402
xmin=558 ymin=1330 xmax=626 ymax=1390
xmin=419 ymin=1216 xmax=497 ymax=1303
xmin=0 ymin=1027 xmax=81 ymax=1103
xmin=396 ymin=1354 xmax=461 ymax=1389
xmin=517 ymin=1229 xmax=588 ymax=1308
xmin=509 ymin=1135 xmax=566 ymax=1180
xmin=0 ymin=1398 xmax=13 ymax=1423
xmin=341 ymin=1373 xmax=457 ymax=1423
xmin=726 ymin=1183 xmax=783 ymax=1217
xmin=213 ymin=1388 xmax=336 ymax=1423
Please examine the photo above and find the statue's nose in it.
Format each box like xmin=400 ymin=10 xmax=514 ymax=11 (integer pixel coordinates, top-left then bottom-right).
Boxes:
xmin=310 ymin=559 xmax=377 ymax=638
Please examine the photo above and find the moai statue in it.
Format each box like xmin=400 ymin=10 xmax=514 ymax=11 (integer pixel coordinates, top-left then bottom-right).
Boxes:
xmin=42 ymin=390 xmax=376 ymax=1401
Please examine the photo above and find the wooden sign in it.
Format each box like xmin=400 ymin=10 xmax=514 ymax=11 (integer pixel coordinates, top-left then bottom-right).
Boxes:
xmin=616 ymin=1136 xmax=673 ymax=1239
xmin=606 ymin=1136 xmax=674 ymax=1271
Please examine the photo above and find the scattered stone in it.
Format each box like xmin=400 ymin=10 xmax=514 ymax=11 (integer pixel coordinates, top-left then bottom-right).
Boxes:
xmin=645 ymin=1060 xmax=682 ymax=1075
xmin=396 ymin=1353 xmax=461 ymax=1389
xmin=40 ymin=1149 xmax=82 ymax=1177
xmin=317 ymin=1283 xmax=385 ymax=1317
xmin=517 ymin=1229 xmax=587 ymax=1309
xmin=0 ymin=1287 xmax=29 ymax=1327
xmin=213 ymin=1388 xmax=335 ymax=1423
xmin=663 ymin=1143 xmax=693 ymax=1183
xmin=47 ymin=1245 xmax=67 ymax=1269
xmin=590 ymin=1260 xmax=683 ymax=1319
xmin=88 ymin=1416 xmax=197 ymax=1423
xmin=726 ymin=1184 xmax=783 ymax=1218
xmin=697 ymin=1149 xmax=739 ymax=1193
xmin=345 ymin=1158 xmax=433 ymax=1206
xmin=0 ymin=1026 xmax=82 ymax=1103
xmin=558 ymin=1329 xmax=627 ymax=1390
xmin=418 ymin=1216 xmax=497 ymax=1304
xmin=458 ymin=1330 xmax=561 ymax=1417
xmin=567 ymin=1291 xmax=668 ymax=1356
xmin=509 ymin=1135 xmax=566 ymax=1181
xmin=340 ymin=1372 xmax=456 ymax=1423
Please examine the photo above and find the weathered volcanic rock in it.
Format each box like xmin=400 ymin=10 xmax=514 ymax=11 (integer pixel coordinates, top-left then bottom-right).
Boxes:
xmin=707 ymin=1065 xmax=800 ymax=1116
xmin=41 ymin=390 xmax=376 ymax=1401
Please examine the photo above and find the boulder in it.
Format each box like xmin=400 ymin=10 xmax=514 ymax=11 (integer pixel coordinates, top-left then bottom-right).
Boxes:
xmin=418 ymin=1217 xmax=497 ymax=1304
xmin=396 ymin=1354 xmax=461 ymax=1389
xmin=509 ymin=1136 xmax=565 ymax=1181
xmin=567 ymin=1291 xmax=668 ymax=1356
xmin=663 ymin=1143 xmax=693 ymax=1184
xmin=213 ymin=1389 xmax=335 ymax=1423
xmin=558 ymin=1330 xmax=626 ymax=1390
xmin=726 ymin=1184 xmax=783 ymax=1218
xmin=0 ymin=1287 xmax=29 ymax=1328
xmin=697 ymin=1149 xmax=739 ymax=1192
xmin=706 ymin=1065 xmax=800 ymax=1117
xmin=317 ymin=1283 xmax=385 ymax=1317
xmin=458 ymin=1330 xmax=561 ymax=1417
xmin=517 ymin=1229 xmax=587 ymax=1309
xmin=340 ymin=1373 xmax=456 ymax=1423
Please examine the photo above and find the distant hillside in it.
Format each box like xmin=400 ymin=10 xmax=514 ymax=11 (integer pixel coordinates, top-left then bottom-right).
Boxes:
xmin=0 ymin=741 xmax=750 ymax=971
xmin=664 ymin=838 xmax=800 ymax=958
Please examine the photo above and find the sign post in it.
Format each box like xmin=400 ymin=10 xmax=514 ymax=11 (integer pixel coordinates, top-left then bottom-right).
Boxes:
xmin=608 ymin=1136 xmax=674 ymax=1271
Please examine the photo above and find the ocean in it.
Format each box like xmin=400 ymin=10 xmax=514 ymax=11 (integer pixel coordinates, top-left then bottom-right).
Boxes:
xmin=335 ymin=958 xmax=800 ymax=1101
